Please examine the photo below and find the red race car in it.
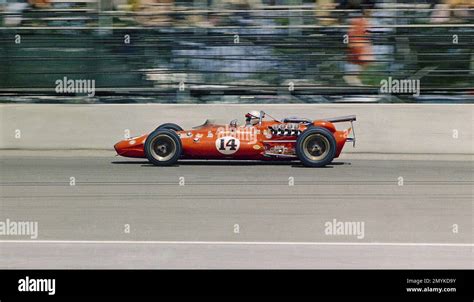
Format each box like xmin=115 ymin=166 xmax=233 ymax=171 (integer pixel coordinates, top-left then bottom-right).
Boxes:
xmin=114 ymin=111 xmax=356 ymax=167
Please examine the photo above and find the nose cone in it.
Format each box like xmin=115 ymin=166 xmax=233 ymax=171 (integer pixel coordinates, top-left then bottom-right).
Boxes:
xmin=114 ymin=140 xmax=127 ymax=156
xmin=114 ymin=135 xmax=147 ymax=158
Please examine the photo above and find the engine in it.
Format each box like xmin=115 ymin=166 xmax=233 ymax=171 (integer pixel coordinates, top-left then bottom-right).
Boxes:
xmin=269 ymin=123 xmax=302 ymax=136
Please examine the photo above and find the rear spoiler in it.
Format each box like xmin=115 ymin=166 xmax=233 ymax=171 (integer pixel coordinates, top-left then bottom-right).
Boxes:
xmin=324 ymin=115 xmax=357 ymax=123
xmin=323 ymin=115 xmax=357 ymax=147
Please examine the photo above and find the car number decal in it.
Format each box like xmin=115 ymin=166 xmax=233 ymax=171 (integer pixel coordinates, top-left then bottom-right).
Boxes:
xmin=216 ymin=136 xmax=240 ymax=155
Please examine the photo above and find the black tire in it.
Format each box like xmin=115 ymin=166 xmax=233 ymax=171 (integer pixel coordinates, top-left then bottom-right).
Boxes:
xmin=296 ymin=126 xmax=337 ymax=167
xmin=156 ymin=123 xmax=183 ymax=132
xmin=144 ymin=129 xmax=182 ymax=166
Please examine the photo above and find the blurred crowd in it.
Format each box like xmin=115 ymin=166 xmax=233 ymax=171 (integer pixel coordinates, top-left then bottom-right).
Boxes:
xmin=1 ymin=0 xmax=473 ymax=102
xmin=1 ymin=0 xmax=473 ymax=26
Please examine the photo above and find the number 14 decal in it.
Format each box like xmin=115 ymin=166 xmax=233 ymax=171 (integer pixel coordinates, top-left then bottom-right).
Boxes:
xmin=215 ymin=136 xmax=240 ymax=155
xmin=219 ymin=138 xmax=237 ymax=150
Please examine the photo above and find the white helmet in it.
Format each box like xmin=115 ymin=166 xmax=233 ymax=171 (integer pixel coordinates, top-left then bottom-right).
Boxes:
xmin=245 ymin=110 xmax=264 ymax=125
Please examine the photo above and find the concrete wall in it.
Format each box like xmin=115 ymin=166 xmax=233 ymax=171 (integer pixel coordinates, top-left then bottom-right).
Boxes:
xmin=1 ymin=104 xmax=472 ymax=154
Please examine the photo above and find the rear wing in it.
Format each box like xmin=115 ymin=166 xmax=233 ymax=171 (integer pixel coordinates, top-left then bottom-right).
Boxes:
xmin=323 ymin=115 xmax=357 ymax=123
xmin=323 ymin=115 xmax=357 ymax=147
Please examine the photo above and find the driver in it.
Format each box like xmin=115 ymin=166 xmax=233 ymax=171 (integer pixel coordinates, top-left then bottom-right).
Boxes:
xmin=245 ymin=110 xmax=263 ymax=127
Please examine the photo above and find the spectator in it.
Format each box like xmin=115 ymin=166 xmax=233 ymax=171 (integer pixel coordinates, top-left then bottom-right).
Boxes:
xmin=431 ymin=0 xmax=472 ymax=23
xmin=344 ymin=7 xmax=374 ymax=86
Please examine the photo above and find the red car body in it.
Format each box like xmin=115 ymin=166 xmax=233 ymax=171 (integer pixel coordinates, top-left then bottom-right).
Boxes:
xmin=114 ymin=113 xmax=356 ymax=164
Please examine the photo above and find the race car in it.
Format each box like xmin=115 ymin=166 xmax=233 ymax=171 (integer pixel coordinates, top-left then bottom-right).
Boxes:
xmin=114 ymin=111 xmax=356 ymax=167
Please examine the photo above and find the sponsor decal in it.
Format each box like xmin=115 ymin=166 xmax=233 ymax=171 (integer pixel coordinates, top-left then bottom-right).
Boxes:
xmin=264 ymin=130 xmax=272 ymax=139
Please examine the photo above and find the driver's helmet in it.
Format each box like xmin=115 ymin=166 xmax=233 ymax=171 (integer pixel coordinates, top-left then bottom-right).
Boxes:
xmin=245 ymin=110 xmax=263 ymax=126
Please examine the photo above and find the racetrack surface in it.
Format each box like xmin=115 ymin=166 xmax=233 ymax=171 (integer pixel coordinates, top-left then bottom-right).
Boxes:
xmin=0 ymin=152 xmax=472 ymax=268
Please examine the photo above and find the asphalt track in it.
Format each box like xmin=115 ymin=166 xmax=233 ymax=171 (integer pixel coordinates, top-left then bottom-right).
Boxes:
xmin=0 ymin=152 xmax=472 ymax=268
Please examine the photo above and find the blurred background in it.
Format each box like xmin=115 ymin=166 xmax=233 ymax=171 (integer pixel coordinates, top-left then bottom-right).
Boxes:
xmin=0 ymin=0 xmax=473 ymax=103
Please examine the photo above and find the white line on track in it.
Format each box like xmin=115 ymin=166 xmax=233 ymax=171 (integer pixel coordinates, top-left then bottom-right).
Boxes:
xmin=0 ymin=240 xmax=472 ymax=247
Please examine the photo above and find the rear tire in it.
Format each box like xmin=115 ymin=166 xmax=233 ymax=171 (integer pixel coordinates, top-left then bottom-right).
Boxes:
xmin=156 ymin=123 xmax=183 ymax=132
xmin=296 ymin=126 xmax=336 ymax=167
xmin=144 ymin=129 xmax=182 ymax=166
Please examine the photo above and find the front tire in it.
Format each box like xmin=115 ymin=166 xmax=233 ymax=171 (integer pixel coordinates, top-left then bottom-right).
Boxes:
xmin=144 ymin=129 xmax=182 ymax=166
xmin=156 ymin=123 xmax=183 ymax=132
xmin=296 ymin=126 xmax=337 ymax=167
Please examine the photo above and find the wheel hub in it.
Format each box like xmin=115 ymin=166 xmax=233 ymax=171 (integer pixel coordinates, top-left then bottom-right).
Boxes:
xmin=302 ymin=134 xmax=329 ymax=161
xmin=150 ymin=135 xmax=176 ymax=161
